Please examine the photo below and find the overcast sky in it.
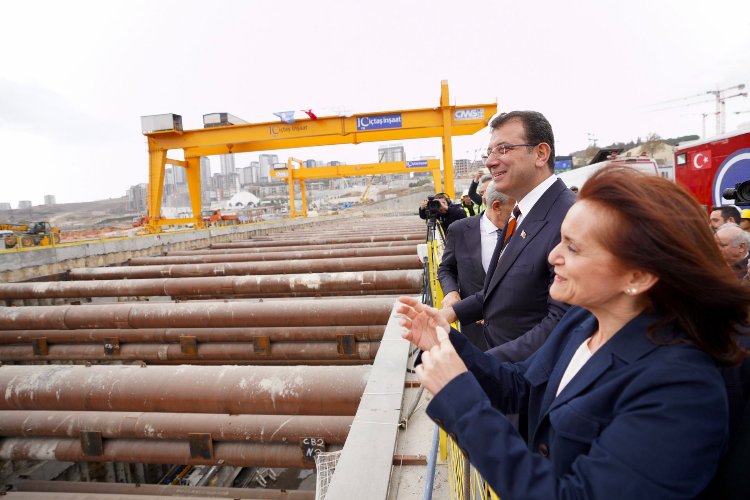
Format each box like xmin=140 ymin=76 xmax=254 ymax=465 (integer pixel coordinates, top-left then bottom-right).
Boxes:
xmin=1 ymin=0 xmax=748 ymax=206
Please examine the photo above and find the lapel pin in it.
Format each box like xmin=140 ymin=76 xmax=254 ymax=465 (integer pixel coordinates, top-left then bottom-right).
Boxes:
xmin=521 ymin=230 xmax=527 ymax=239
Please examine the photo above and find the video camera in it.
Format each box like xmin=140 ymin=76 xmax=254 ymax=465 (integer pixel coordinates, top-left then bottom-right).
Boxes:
xmin=426 ymin=195 xmax=442 ymax=219
xmin=723 ymin=180 xmax=750 ymax=206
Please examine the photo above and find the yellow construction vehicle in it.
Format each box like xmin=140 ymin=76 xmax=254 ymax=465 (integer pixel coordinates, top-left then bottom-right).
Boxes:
xmin=0 ymin=222 xmax=61 ymax=248
xmin=360 ymin=176 xmax=375 ymax=204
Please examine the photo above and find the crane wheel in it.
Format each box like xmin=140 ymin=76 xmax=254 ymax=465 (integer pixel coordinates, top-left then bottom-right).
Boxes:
xmin=21 ymin=236 xmax=34 ymax=247
xmin=4 ymin=236 xmax=17 ymax=248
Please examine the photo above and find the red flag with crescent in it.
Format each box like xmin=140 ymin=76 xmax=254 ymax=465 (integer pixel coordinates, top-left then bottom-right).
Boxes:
xmin=692 ymin=150 xmax=711 ymax=170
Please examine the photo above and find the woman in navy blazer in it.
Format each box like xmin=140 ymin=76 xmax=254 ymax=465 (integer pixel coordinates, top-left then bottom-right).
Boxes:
xmin=398 ymin=167 xmax=750 ymax=499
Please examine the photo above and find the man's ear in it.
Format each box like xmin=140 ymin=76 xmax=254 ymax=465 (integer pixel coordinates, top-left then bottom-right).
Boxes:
xmin=536 ymin=143 xmax=552 ymax=168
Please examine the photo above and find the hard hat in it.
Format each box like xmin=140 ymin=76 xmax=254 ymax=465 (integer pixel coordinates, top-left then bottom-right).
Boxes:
xmin=742 ymin=209 xmax=750 ymax=219
xmin=462 ymin=190 xmax=469 ymax=196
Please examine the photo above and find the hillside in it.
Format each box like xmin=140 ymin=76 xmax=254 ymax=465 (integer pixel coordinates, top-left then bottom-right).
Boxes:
xmin=0 ymin=196 xmax=133 ymax=230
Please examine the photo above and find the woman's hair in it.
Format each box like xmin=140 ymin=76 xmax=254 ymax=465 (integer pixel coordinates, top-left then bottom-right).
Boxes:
xmin=578 ymin=166 xmax=750 ymax=365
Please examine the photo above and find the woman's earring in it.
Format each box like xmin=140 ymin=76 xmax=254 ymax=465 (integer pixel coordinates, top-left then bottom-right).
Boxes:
xmin=625 ymin=287 xmax=637 ymax=295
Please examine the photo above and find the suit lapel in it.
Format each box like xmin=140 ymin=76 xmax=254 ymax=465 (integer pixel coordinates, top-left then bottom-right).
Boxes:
xmin=535 ymin=316 xmax=597 ymax=416
xmin=485 ymin=179 xmax=566 ymax=295
xmin=535 ymin=313 xmax=663 ymax=433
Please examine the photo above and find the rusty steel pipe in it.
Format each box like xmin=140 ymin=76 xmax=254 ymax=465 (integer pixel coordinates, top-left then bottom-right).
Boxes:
xmin=206 ymin=233 xmax=424 ymax=249
xmin=0 ymin=297 xmax=395 ymax=330
xmin=168 ymin=239 xmax=418 ymax=255
xmin=68 ymin=255 xmax=420 ymax=280
xmin=0 ymin=325 xmax=385 ymax=344
xmin=0 ymin=341 xmax=380 ymax=362
xmin=240 ymin=225 xmax=422 ymax=236
xmin=12 ymin=480 xmax=316 ymax=499
xmin=0 ymin=411 xmax=352 ymax=444
xmin=0 ymin=364 xmax=370 ymax=415
xmin=174 ymin=289 xmax=414 ymax=299
xmin=143 ymin=359 xmax=372 ymax=366
xmin=0 ymin=437 xmax=325 ymax=469
xmin=131 ymin=245 xmax=417 ymax=265
xmin=0 ymin=270 xmax=422 ymax=300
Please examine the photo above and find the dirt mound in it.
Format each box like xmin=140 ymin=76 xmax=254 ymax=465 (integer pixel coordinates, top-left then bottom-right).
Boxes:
xmin=1 ymin=197 xmax=134 ymax=231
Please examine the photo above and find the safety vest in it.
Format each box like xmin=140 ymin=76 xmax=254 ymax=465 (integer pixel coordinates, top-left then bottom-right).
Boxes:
xmin=463 ymin=203 xmax=485 ymax=217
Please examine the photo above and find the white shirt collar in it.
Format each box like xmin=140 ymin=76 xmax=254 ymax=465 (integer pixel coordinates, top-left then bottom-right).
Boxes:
xmin=516 ymin=175 xmax=558 ymax=224
xmin=479 ymin=212 xmax=499 ymax=234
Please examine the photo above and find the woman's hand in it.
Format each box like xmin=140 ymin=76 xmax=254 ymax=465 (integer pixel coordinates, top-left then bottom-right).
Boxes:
xmin=396 ymin=296 xmax=451 ymax=351
xmin=416 ymin=325 xmax=468 ymax=395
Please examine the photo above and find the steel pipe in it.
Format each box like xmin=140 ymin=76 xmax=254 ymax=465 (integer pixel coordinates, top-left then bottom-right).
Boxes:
xmin=0 ymin=364 xmax=370 ymax=415
xmin=0 ymin=270 xmax=422 ymax=300
xmin=0 ymin=325 xmax=385 ymax=344
xmin=205 ymin=233 xmax=424 ymax=249
xmin=139 ymin=359 xmax=372 ymax=366
xmin=237 ymin=225 xmax=422 ymax=238
xmin=12 ymin=480 xmax=315 ymax=499
xmin=0 ymin=341 xmax=379 ymax=362
xmin=68 ymin=255 xmax=420 ymax=280
xmin=0 ymin=437 xmax=324 ymax=469
xmin=0 ymin=411 xmax=352 ymax=444
xmin=130 ymin=245 xmax=417 ymax=265
xmin=0 ymin=297 xmax=395 ymax=330
xmin=168 ymin=239 xmax=418 ymax=255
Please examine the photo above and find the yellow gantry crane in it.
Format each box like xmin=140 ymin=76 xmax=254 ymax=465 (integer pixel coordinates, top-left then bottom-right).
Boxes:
xmin=141 ymin=81 xmax=496 ymax=233
xmin=271 ymin=159 xmax=442 ymax=217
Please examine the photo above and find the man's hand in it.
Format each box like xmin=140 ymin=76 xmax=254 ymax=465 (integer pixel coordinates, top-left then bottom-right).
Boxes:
xmin=439 ymin=304 xmax=457 ymax=324
xmin=440 ymin=291 xmax=461 ymax=309
xmin=415 ymin=325 xmax=468 ymax=395
xmin=397 ymin=296 xmax=451 ymax=352
xmin=419 ymin=198 xmax=428 ymax=210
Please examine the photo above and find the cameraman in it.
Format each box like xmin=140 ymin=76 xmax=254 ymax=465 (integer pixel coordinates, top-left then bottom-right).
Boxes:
xmin=418 ymin=193 xmax=466 ymax=230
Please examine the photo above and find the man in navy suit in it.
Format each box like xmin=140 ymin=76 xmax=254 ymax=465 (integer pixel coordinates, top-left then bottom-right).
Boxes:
xmin=440 ymin=111 xmax=576 ymax=361
xmin=437 ymin=182 xmax=515 ymax=350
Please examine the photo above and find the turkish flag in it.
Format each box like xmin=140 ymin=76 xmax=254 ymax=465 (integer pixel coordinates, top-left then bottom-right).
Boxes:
xmin=692 ymin=150 xmax=711 ymax=170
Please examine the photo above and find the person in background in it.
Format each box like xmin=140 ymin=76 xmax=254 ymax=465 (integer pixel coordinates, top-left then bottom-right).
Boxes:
xmin=418 ymin=193 xmax=466 ymax=230
xmin=715 ymin=223 xmax=750 ymax=280
xmin=460 ymin=191 xmax=478 ymax=217
xmin=468 ymin=170 xmax=492 ymax=211
xmin=710 ymin=205 xmax=742 ymax=232
xmin=398 ymin=167 xmax=750 ymax=499
xmin=438 ymin=182 xmax=515 ymax=349
xmin=740 ymin=209 xmax=750 ymax=233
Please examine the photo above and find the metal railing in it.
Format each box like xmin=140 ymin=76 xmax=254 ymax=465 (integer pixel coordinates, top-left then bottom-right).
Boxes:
xmin=423 ymin=221 xmax=500 ymax=500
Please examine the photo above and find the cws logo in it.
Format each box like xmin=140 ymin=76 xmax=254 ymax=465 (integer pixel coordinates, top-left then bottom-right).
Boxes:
xmin=406 ymin=160 xmax=428 ymax=168
xmin=454 ymin=108 xmax=484 ymax=121
xmin=356 ymin=113 xmax=402 ymax=131
xmin=712 ymin=148 xmax=750 ymax=206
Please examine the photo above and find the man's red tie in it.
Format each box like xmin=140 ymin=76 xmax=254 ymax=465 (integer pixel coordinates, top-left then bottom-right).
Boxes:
xmin=504 ymin=206 xmax=522 ymax=242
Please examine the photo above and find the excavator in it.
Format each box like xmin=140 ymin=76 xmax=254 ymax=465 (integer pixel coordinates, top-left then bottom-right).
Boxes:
xmin=0 ymin=221 xmax=61 ymax=248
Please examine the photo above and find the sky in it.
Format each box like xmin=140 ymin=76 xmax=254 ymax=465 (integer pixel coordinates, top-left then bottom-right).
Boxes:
xmin=1 ymin=0 xmax=749 ymax=207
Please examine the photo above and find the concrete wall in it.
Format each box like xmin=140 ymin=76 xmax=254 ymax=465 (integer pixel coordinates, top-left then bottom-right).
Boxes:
xmin=0 ymin=217 xmax=345 ymax=283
